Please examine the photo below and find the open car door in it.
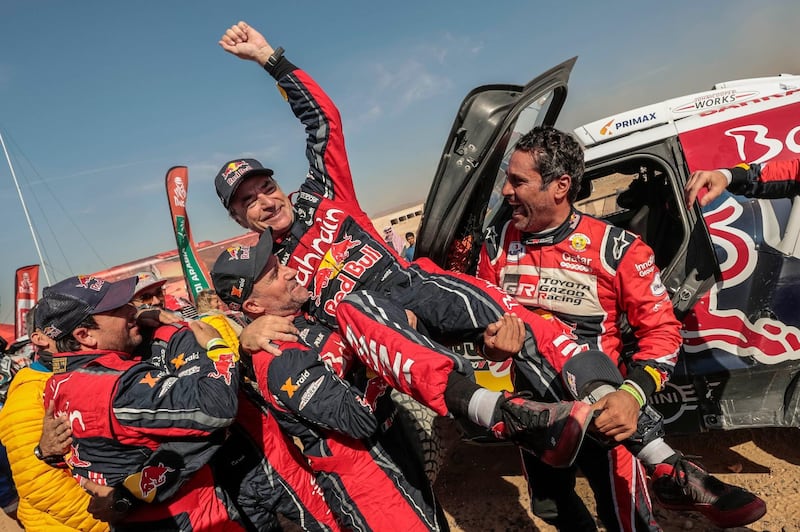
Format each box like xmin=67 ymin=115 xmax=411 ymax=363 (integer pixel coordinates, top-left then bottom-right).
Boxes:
xmin=416 ymin=58 xmax=576 ymax=268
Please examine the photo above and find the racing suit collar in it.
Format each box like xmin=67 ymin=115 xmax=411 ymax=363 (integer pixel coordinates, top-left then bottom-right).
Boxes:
xmin=49 ymin=349 xmax=137 ymax=374
xmin=521 ymin=208 xmax=582 ymax=246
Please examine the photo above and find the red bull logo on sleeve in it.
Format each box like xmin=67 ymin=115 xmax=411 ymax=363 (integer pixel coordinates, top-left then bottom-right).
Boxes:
xmin=124 ymin=463 xmax=176 ymax=502
xmin=207 ymin=352 xmax=237 ymax=385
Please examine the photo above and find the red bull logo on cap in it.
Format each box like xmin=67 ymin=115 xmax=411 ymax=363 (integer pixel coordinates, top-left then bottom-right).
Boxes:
xmin=226 ymin=245 xmax=251 ymax=260
xmin=222 ymin=160 xmax=252 ymax=185
xmin=75 ymin=275 xmax=105 ymax=291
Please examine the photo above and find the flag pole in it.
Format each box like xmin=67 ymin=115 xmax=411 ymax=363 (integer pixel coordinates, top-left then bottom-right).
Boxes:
xmin=0 ymin=129 xmax=52 ymax=285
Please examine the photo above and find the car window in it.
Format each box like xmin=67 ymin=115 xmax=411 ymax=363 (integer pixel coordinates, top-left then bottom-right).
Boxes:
xmin=583 ymin=159 xmax=687 ymax=270
xmin=483 ymin=91 xmax=557 ymax=232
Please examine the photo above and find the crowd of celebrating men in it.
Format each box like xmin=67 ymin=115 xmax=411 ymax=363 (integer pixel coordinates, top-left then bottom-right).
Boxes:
xmin=2 ymin=18 xmax=794 ymax=532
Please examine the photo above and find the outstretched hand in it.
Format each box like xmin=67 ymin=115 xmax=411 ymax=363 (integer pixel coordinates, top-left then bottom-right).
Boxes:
xmin=218 ymin=21 xmax=274 ymax=65
xmin=685 ymin=169 xmax=729 ymax=208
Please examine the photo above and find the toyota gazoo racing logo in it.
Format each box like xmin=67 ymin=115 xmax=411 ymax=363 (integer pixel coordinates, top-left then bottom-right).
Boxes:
xmin=682 ymin=198 xmax=800 ymax=363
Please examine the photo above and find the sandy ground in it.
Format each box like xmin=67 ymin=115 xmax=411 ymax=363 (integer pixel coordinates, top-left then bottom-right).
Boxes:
xmin=1 ymin=425 xmax=797 ymax=532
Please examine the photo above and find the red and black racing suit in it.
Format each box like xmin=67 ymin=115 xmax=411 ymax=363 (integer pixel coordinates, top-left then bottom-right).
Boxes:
xmin=43 ymin=324 xmax=336 ymax=531
xmin=249 ymin=312 xmax=447 ymax=531
xmin=478 ymin=211 xmax=682 ymax=532
xmin=727 ymin=159 xmax=800 ymax=197
xmin=264 ymin=55 xmax=583 ymax=422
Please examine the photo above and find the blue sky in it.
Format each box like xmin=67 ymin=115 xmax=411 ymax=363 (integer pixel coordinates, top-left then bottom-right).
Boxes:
xmin=1 ymin=0 xmax=798 ymax=326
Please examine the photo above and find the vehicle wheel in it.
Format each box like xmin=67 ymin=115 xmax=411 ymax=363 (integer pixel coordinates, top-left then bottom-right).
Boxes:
xmin=390 ymin=389 xmax=444 ymax=484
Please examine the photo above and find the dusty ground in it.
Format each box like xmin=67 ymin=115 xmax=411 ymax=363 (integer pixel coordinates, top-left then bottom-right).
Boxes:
xmin=437 ymin=423 xmax=800 ymax=531
xmin=1 ymin=425 xmax=797 ymax=532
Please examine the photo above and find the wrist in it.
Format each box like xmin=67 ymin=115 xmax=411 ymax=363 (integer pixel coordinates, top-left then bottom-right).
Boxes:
xmin=34 ymin=445 xmax=67 ymax=468
xmin=112 ymin=486 xmax=141 ymax=514
xmin=618 ymin=381 xmax=645 ymax=408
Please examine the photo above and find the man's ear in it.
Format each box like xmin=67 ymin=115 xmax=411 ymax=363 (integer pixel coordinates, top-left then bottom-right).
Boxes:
xmin=553 ymin=173 xmax=572 ymax=200
xmin=72 ymin=327 xmax=97 ymax=349
xmin=30 ymin=330 xmax=49 ymax=349
xmin=241 ymin=297 xmax=262 ymax=316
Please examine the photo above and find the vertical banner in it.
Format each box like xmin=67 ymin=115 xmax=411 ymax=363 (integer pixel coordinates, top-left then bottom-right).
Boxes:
xmin=14 ymin=264 xmax=39 ymax=339
xmin=165 ymin=166 xmax=212 ymax=303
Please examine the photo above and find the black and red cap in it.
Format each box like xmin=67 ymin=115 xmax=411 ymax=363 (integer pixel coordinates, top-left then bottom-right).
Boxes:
xmin=214 ymin=158 xmax=274 ymax=210
xmin=210 ymin=230 xmax=273 ymax=311
xmin=36 ymin=275 xmax=137 ymax=339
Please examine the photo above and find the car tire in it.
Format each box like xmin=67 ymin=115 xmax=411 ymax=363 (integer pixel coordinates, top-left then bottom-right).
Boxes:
xmin=390 ymin=389 xmax=444 ymax=484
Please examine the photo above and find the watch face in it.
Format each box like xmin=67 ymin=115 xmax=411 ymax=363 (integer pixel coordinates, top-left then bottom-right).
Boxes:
xmin=113 ymin=497 xmax=131 ymax=513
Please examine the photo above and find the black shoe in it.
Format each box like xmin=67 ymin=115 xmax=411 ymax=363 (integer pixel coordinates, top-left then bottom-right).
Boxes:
xmin=650 ymin=456 xmax=766 ymax=528
xmin=490 ymin=392 xmax=593 ymax=468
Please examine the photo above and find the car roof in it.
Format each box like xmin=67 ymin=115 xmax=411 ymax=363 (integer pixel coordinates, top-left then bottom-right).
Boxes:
xmin=575 ymin=73 xmax=800 ymax=150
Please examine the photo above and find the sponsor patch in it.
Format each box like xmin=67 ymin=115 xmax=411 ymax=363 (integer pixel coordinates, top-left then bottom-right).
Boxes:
xmin=298 ymin=376 xmax=325 ymax=410
xmin=650 ymin=272 xmax=666 ymax=296
xmin=569 ymin=233 xmax=590 ymax=252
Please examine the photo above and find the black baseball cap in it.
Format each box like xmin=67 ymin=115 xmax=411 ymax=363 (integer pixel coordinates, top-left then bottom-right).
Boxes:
xmin=211 ymin=230 xmax=274 ymax=311
xmin=215 ymin=158 xmax=274 ymax=210
xmin=36 ymin=275 xmax=137 ymax=339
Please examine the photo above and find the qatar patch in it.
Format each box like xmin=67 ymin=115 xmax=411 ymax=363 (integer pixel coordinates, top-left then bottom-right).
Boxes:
xmin=569 ymin=233 xmax=590 ymax=252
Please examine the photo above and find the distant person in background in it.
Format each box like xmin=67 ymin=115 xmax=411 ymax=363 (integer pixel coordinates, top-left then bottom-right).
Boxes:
xmin=0 ymin=444 xmax=18 ymax=524
xmin=196 ymin=288 xmax=243 ymax=335
xmin=403 ymin=232 xmax=416 ymax=261
xmin=131 ymin=271 xmax=168 ymax=309
xmin=195 ymin=289 xmax=223 ymax=314
xmin=383 ymin=225 xmax=405 ymax=255
xmin=685 ymin=158 xmax=800 ymax=208
xmin=132 ymin=271 xmax=196 ymax=321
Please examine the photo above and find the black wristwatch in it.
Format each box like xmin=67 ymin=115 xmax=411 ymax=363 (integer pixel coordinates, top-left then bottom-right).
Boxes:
xmin=265 ymin=46 xmax=284 ymax=68
xmin=112 ymin=488 xmax=136 ymax=513
xmin=34 ymin=445 xmax=67 ymax=468
xmin=33 ymin=444 xmax=45 ymax=460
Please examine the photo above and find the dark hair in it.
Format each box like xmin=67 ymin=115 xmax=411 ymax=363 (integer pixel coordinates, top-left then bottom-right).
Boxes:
xmin=514 ymin=126 xmax=584 ymax=202
xmin=405 ymin=232 xmax=415 ymax=239
xmin=56 ymin=315 xmax=99 ymax=353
